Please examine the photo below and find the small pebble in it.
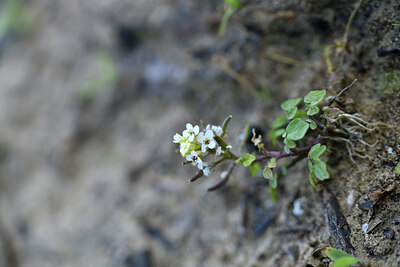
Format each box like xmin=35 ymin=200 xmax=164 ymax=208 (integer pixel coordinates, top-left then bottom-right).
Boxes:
xmin=358 ymin=201 xmax=374 ymax=211
xmin=293 ymin=197 xmax=306 ymax=216
xmin=362 ymin=223 xmax=369 ymax=233
xmin=347 ymin=190 xmax=355 ymax=207
xmin=383 ymin=228 xmax=394 ymax=239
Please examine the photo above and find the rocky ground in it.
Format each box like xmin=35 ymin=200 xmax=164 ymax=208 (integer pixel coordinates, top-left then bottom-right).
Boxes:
xmin=0 ymin=0 xmax=399 ymax=266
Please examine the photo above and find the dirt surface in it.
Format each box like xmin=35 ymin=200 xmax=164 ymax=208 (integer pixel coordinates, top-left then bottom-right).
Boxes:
xmin=0 ymin=0 xmax=399 ymax=266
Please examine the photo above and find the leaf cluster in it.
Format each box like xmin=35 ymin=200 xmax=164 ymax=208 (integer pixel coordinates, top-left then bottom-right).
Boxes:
xmin=308 ymin=144 xmax=329 ymax=188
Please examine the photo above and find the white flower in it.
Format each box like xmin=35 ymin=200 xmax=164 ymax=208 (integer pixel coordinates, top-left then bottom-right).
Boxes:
xmin=183 ymin=123 xmax=199 ymax=142
xmin=203 ymin=167 xmax=211 ymax=176
xmin=185 ymin=151 xmax=203 ymax=169
xmin=226 ymin=144 xmax=232 ymax=149
xmin=206 ymin=124 xmax=223 ymax=136
xmin=212 ymin=125 xmax=223 ymax=136
xmin=180 ymin=141 xmax=191 ymax=156
xmin=197 ymin=130 xmax=216 ymax=153
xmin=216 ymin=146 xmax=223 ymax=156
xmin=173 ymin=133 xmax=183 ymax=143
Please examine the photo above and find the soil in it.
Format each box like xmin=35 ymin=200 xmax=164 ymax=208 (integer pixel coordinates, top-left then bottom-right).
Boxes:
xmin=0 ymin=0 xmax=399 ymax=266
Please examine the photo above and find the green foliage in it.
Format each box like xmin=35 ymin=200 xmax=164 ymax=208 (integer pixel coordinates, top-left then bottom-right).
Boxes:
xmin=323 ymin=247 xmax=359 ymax=267
xmin=308 ymin=144 xmax=330 ymax=184
xmin=223 ymin=0 xmax=242 ymax=9
xmin=269 ymin=115 xmax=287 ymax=146
xmin=249 ymin=163 xmax=260 ymax=177
xmin=219 ymin=0 xmax=243 ymax=37
xmin=285 ymin=118 xmax=309 ymax=140
xmin=395 ymin=162 xmax=400 ymax=175
xmin=0 ymin=0 xmax=33 ymax=40
xmin=304 ymin=89 xmax=326 ymax=116
xmin=236 ymin=153 xmax=256 ymax=167
xmin=281 ymin=97 xmax=302 ymax=119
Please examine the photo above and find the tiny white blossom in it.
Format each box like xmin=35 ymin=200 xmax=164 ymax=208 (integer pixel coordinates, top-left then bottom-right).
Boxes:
xmin=206 ymin=124 xmax=223 ymax=136
xmin=180 ymin=141 xmax=191 ymax=156
xmin=203 ymin=167 xmax=211 ymax=176
xmin=185 ymin=151 xmax=203 ymax=169
xmin=212 ymin=125 xmax=223 ymax=136
xmin=226 ymin=144 xmax=232 ymax=149
xmin=216 ymin=146 xmax=223 ymax=156
xmin=197 ymin=130 xmax=216 ymax=153
xmin=183 ymin=123 xmax=199 ymax=142
xmin=173 ymin=133 xmax=183 ymax=143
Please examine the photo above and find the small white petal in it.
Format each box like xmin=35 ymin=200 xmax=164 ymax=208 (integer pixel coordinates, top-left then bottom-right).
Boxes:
xmin=203 ymin=167 xmax=211 ymax=176
xmin=196 ymin=133 xmax=205 ymax=143
xmin=173 ymin=133 xmax=182 ymax=143
xmin=226 ymin=145 xmax=232 ymax=149
xmin=182 ymin=130 xmax=190 ymax=139
xmin=208 ymin=140 xmax=216 ymax=149
xmin=186 ymin=123 xmax=193 ymax=131
xmin=216 ymin=146 xmax=222 ymax=156
xmin=193 ymin=125 xmax=200 ymax=135
xmin=205 ymin=130 xmax=214 ymax=139
xmin=201 ymin=144 xmax=207 ymax=153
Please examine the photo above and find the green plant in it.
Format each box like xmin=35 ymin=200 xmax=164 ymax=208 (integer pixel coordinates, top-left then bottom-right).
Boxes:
xmin=219 ymin=0 xmax=243 ymax=37
xmin=395 ymin=162 xmax=400 ymax=175
xmin=322 ymin=247 xmax=359 ymax=267
xmin=173 ymin=80 xmax=385 ymax=199
xmin=0 ymin=0 xmax=33 ymax=40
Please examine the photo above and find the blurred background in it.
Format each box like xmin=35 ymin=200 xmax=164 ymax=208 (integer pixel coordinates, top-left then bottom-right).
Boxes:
xmin=0 ymin=0 xmax=399 ymax=266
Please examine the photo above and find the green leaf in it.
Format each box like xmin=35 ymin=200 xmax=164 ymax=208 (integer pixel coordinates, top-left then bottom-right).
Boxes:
xmin=236 ymin=153 xmax=256 ymax=167
xmin=286 ymin=107 xmax=297 ymax=120
xmin=313 ymin=159 xmax=330 ymax=180
xmin=271 ymin=172 xmax=278 ymax=188
xmin=271 ymin=115 xmax=287 ymax=129
xmin=304 ymin=89 xmax=326 ymax=106
xmin=249 ymin=163 xmax=260 ymax=177
xmin=307 ymin=160 xmax=313 ymax=172
xmin=280 ymin=97 xmax=302 ymax=111
xmin=307 ymin=106 xmax=320 ymax=116
xmin=309 ymin=120 xmax=317 ymax=130
xmin=309 ymin=144 xmax=326 ymax=159
xmin=333 ymin=257 xmax=359 ymax=267
xmin=270 ymin=184 xmax=277 ymax=203
xmin=285 ymin=118 xmax=309 ymax=141
xmin=395 ymin=162 xmax=400 ymax=175
xmin=223 ymin=0 xmax=242 ymax=9
xmin=284 ymin=145 xmax=291 ymax=153
xmin=263 ymin=166 xmax=273 ymax=179
xmin=284 ymin=138 xmax=296 ymax=148
xmin=309 ymin=171 xmax=317 ymax=190
xmin=323 ymin=247 xmax=359 ymax=267
xmin=267 ymin=158 xmax=277 ymax=168
xmin=269 ymin=128 xmax=285 ymax=146
xmin=221 ymin=115 xmax=232 ymax=138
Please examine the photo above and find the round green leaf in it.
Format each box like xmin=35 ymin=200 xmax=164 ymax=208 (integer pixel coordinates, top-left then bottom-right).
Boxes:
xmin=286 ymin=118 xmax=309 ymax=141
xmin=272 ymin=115 xmax=287 ymax=129
xmin=284 ymin=138 xmax=296 ymax=148
xmin=313 ymin=160 xmax=330 ymax=180
xmin=309 ymin=120 xmax=317 ymax=130
xmin=309 ymin=144 xmax=326 ymax=159
xmin=263 ymin=166 xmax=273 ymax=179
xmin=304 ymin=90 xmax=326 ymax=106
xmin=281 ymin=97 xmax=302 ymax=111
xmin=307 ymin=106 xmax=320 ymax=116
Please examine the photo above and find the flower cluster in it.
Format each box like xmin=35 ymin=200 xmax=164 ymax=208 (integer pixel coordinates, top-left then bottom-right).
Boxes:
xmin=173 ymin=123 xmax=232 ymax=176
